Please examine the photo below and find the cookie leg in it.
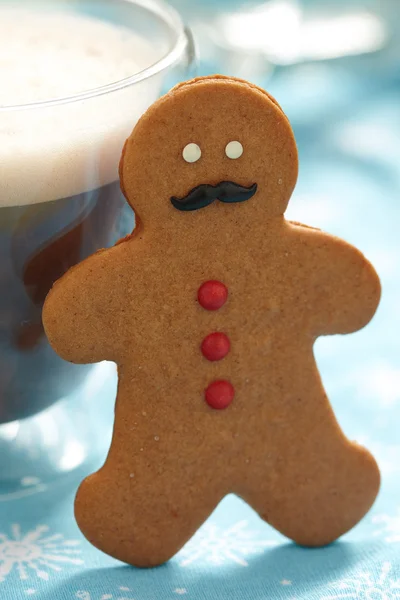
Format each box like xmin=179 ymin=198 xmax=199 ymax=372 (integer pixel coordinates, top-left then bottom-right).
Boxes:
xmin=74 ymin=467 xmax=217 ymax=567
xmin=239 ymin=352 xmax=381 ymax=546
xmin=244 ymin=437 xmax=380 ymax=547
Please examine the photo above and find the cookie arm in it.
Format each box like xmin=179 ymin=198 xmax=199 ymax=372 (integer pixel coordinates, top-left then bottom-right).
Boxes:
xmin=43 ymin=249 xmax=118 ymax=364
xmin=297 ymin=228 xmax=381 ymax=336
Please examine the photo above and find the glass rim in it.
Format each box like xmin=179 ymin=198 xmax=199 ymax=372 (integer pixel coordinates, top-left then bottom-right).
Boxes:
xmin=1 ymin=0 xmax=190 ymax=113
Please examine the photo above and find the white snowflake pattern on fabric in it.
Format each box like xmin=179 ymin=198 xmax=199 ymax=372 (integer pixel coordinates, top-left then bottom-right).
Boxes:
xmin=178 ymin=520 xmax=277 ymax=567
xmin=320 ymin=562 xmax=400 ymax=599
xmin=76 ymin=591 xmax=134 ymax=600
xmin=174 ymin=589 xmax=187 ymax=595
xmin=0 ymin=524 xmax=83 ymax=583
xmin=373 ymin=510 xmax=400 ymax=542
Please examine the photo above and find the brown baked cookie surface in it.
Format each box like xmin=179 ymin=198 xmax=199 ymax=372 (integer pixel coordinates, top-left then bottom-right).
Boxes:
xmin=43 ymin=75 xmax=381 ymax=568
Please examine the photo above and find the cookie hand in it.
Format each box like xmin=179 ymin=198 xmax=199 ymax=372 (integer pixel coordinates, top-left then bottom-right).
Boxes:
xmin=292 ymin=226 xmax=381 ymax=336
xmin=43 ymin=249 xmax=116 ymax=363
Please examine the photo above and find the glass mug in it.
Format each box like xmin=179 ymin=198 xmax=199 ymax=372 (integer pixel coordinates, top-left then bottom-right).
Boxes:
xmin=0 ymin=0 xmax=195 ymax=486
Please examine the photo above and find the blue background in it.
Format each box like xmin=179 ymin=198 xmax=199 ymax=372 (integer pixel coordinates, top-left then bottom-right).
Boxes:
xmin=1 ymin=1 xmax=400 ymax=598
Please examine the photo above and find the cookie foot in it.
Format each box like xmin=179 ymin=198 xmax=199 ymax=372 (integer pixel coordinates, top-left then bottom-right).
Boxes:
xmin=74 ymin=469 xmax=216 ymax=567
xmin=245 ymin=441 xmax=380 ymax=547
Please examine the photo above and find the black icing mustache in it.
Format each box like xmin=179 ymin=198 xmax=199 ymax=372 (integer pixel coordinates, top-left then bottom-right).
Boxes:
xmin=171 ymin=181 xmax=258 ymax=212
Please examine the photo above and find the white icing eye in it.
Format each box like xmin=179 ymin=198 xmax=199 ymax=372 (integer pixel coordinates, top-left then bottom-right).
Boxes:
xmin=225 ymin=141 xmax=243 ymax=160
xmin=182 ymin=143 xmax=201 ymax=163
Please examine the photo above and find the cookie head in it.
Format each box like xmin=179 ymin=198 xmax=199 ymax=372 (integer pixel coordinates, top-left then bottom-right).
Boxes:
xmin=120 ymin=76 xmax=298 ymax=224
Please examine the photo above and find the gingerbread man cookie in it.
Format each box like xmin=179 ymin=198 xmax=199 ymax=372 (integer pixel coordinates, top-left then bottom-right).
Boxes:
xmin=43 ymin=75 xmax=381 ymax=567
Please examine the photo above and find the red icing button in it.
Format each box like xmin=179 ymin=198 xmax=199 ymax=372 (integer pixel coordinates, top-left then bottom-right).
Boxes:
xmin=198 ymin=280 xmax=228 ymax=311
xmin=201 ymin=332 xmax=230 ymax=362
xmin=205 ymin=380 xmax=235 ymax=410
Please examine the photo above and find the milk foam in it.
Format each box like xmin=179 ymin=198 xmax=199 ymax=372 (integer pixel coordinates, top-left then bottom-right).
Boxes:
xmin=0 ymin=8 xmax=163 ymax=206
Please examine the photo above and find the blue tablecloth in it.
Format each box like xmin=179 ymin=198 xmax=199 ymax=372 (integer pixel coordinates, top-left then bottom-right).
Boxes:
xmin=2 ymin=7 xmax=400 ymax=599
